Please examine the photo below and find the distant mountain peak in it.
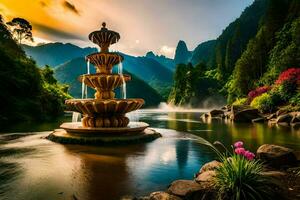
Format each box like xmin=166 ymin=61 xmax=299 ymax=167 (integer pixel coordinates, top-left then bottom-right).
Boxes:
xmin=174 ymin=40 xmax=191 ymax=64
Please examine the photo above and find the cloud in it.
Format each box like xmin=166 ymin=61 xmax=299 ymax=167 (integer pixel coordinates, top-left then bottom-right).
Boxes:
xmin=33 ymin=22 xmax=84 ymax=40
xmin=62 ymin=1 xmax=79 ymax=15
xmin=159 ymin=45 xmax=175 ymax=58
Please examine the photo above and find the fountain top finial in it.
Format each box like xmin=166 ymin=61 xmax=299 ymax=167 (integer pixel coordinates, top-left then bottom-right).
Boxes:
xmin=88 ymin=22 xmax=120 ymax=50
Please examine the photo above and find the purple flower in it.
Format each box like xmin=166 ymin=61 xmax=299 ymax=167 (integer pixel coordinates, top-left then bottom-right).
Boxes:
xmin=234 ymin=147 xmax=245 ymax=155
xmin=234 ymin=141 xmax=244 ymax=148
xmin=244 ymin=151 xmax=255 ymax=160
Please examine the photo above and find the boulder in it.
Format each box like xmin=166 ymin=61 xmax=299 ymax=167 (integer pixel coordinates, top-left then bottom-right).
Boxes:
xmin=195 ymin=171 xmax=216 ymax=183
xmin=199 ymin=160 xmax=222 ymax=174
xmin=252 ymin=117 xmax=265 ymax=123
xmin=168 ymin=180 xmax=202 ymax=197
xmin=276 ymin=109 xmax=288 ymax=117
xmin=168 ymin=180 xmax=215 ymax=200
xmin=266 ymin=113 xmax=276 ymax=120
xmin=291 ymin=122 xmax=300 ymax=128
xmin=291 ymin=116 xmax=300 ymax=124
xmin=208 ymin=110 xmax=224 ymax=118
xmin=260 ymin=171 xmax=286 ymax=179
xmin=149 ymin=191 xmax=182 ymax=200
xmin=257 ymin=144 xmax=297 ymax=168
xmin=276 ymin=114 xmax=293 ymax=124
xmin=230 ymin=105 xmax=262 ymax=122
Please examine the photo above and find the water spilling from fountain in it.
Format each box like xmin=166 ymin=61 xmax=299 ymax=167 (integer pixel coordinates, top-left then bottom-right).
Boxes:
xmin=48 ymin=22 xmax=160 ymax=144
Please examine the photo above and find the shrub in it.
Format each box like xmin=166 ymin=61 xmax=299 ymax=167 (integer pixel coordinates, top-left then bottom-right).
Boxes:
xmin=290 ymin=93 xmax=300 ymax=106
xmin=215 ymin=154 xmax=273 ymax=200
xmin=232 ymin=98 xmax=248 ymax=106
xmin=277 ymin=80 xmax=298 ymax=101
xmin=275 ymin=68 xmax=300 ymax=85
xmin=196 ymin=138 xmax=276 ymax=200
xmin=248 ymin=86 xmax=272 ymax=103
xmin=250 ymin=93 xmax=275 ymax=113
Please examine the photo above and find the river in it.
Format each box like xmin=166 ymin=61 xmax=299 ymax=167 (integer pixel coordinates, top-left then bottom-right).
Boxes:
xmin=0 ymin=109 xmax=299 ymax=200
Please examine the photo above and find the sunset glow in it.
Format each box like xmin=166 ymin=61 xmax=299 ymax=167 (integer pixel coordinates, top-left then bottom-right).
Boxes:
xmin=0 ymin=0 xmax=253 ymax=57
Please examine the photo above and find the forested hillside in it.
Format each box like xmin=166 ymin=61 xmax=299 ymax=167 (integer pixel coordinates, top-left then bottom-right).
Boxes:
xmin=169 ymin=0 xmax=300 ymax=110
xmin=0 ymin=16 xmax=70 ymax=125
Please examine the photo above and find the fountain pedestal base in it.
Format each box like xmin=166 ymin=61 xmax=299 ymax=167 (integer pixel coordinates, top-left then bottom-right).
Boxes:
xmin=47 ymin=127 xmax=161 ymax=145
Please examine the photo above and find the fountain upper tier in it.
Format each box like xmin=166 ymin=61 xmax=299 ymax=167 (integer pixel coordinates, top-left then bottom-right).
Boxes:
xmin=89 ymin=22 xmax=120 ymax=52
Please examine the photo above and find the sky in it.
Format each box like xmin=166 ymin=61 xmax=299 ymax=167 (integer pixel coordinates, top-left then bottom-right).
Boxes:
xmin=0 ymin=0 xmax=254 ymax=58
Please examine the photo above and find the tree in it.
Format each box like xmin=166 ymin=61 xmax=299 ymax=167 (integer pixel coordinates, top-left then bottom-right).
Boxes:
xmin=7 ymin=18 xmax=34 ymax=45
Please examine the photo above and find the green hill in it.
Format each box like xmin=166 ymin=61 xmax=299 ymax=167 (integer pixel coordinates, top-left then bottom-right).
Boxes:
xmin=0 ymin=17 xmax=70 ymax=125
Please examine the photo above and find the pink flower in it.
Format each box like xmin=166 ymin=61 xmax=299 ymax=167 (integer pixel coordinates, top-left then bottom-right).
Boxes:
xmin=235 ymin=147 xmax=245 ymax=155
xmin=234 ymin=141 xmax=244 ymax=148
xmin=244 ymin=151 xmax=255 ymax=160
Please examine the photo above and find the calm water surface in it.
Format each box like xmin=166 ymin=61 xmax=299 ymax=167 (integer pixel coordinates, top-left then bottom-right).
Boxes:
xmin=1 ymin=110 xmax=300 ymax=200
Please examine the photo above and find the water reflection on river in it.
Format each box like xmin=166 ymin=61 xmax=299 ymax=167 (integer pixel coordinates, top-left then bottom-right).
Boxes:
xmin=0 ymin=110 xmax=299 ymax=200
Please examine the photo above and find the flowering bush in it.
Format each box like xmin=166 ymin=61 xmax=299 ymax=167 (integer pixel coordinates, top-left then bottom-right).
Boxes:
xmin=250 ymin=93 xmax=277 ymax=113
xmin=275 ymin=68 xmax=300 ymax=85
xmin=233 ymin=141 xmax=255 ymax=160
xmin=232 ymin=97 xmax=248 ymax=106
xmin=196 ymin=138 xmax=276 ymax=200
xmin=248 ymin=86 xmax=272 ymax=103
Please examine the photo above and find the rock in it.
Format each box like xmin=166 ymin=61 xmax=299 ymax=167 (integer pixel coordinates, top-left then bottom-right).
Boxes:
xmin=260 ymin=171 xmax=287 ymax=188
xmin=167 ymin=180 xmax=202 ymax=197
xmin=276 ymin=109 xmax=287 ymax=117
xmin=266 ymin=113 xmax=276 ymax=120
xmin=168 ymin=180 xmax=215 ymax=200
xmin=257 ymin=144 xmax=297 ymax=168
xmin=291 ymin=122 xmax=300 ymax=128
xmin=291 ymin=116 xmax=300 ymax=124
xmin=195 ymin=171 xmax=216 ymax=183
xmin=199 ymin=160 xmax=222 ymax=174
xmin=252 ymin=117 xmax=265 ymax=123
xmin=200 ymin=113 xmax=209 ymax=122
xmin=149 ymin=191 xmax=181 ymax=200
xmin=208 ymin=110 xmax=224 ymax=118
xmin=260 ymin=171 xmax=287 ymax=179
xmin=276 ymin=114 xmax=293 ymax=124
xmin=230 ymin=105 xmax=262 ymax=122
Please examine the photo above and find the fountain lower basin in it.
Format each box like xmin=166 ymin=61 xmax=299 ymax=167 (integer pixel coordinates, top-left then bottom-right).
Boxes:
xmin=47 ymin=122 xmax=161 ymax=145
xmin=60 ymin=121 xmax=149 ymax=134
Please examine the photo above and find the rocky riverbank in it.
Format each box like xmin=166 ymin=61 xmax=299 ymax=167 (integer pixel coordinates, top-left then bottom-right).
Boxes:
xmin=200 ymin=105 xmax=300 ymax=128
xmin=124 ymin=144 xmax=300 ymax=200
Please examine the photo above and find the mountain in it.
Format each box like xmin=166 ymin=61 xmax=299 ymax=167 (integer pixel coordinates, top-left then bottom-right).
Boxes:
xmin=54 ymin=57 xmax=163 ymax=107
xmin=174 ymin=40 xmax=191 ymax=64
xmin=120 ymin=53 xmax=173 ymax=92
xmin=22 ymin=43 xmax=174 ymax=100
xmin=145 ymin=51 xmax=176 ymax=71
xmin=169 ymin=0 xmax=300 ymax=105
xmin=22 ymin=42 xmax=97 ymax=67
xmin=212 ymin=0 xmax=269 ymax=80
xmin=190 ymin=40 xmax=216 ymax=66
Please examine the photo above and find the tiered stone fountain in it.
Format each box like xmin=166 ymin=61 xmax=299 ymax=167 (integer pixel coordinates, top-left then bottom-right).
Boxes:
xmin=48 ymin=23 xmax=161 ymax=144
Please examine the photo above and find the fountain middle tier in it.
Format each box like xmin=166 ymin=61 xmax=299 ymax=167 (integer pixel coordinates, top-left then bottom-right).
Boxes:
xmin=86 ymin=52 xmax=123 ymax=74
